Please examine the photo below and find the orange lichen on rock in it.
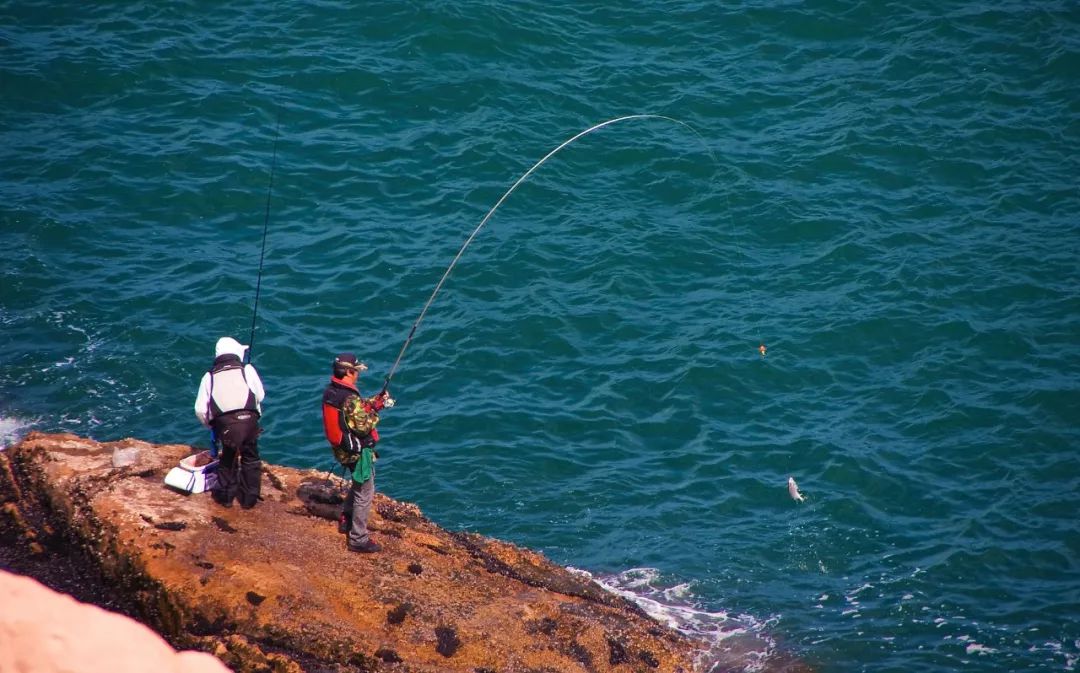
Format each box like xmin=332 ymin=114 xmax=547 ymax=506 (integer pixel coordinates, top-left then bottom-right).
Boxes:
xmin=0 ymin=432 xmax=704 ymax=672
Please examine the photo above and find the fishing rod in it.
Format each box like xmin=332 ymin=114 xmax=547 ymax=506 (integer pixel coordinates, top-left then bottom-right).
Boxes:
xmin=246 ymin=111 xmax=282 ymax=364
xmin=381 ymin=113 xmax=718 ymax=395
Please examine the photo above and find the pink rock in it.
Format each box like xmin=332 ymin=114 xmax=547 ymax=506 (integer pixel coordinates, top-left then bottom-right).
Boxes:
xmin=0 ymin=570 xmax=228 ymax=673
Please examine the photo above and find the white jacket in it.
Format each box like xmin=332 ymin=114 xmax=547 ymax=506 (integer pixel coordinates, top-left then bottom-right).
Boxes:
xmin=194 ymin=337 xmax=265 ymax=427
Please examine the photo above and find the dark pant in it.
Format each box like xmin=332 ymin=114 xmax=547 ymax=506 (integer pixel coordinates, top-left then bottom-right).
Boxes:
xmin=211 ymin=412 xmax=261 ymax=508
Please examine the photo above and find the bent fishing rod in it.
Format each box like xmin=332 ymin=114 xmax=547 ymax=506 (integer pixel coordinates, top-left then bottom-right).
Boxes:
xmin=380 ymin=113 xmax=718 ymax=395
xmin=246 ymin=111 xmax=282 ymax=364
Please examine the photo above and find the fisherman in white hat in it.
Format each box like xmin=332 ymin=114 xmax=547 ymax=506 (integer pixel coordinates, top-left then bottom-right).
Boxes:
xmin=194 ymin=336 xmax=266 ymax=508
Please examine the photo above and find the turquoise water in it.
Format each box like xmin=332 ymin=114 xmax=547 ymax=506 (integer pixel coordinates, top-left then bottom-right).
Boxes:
xmin=3 ymin=1 xmax=1079 ymax=670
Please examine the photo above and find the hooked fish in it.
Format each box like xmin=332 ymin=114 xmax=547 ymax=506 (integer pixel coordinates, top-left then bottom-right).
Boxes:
xmin=787 ymin=477 xmax=805 ymax=502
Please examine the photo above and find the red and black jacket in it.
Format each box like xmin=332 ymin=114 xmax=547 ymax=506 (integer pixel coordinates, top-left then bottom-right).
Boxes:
xmin=322 ymin=377 xmax=385 ymax=448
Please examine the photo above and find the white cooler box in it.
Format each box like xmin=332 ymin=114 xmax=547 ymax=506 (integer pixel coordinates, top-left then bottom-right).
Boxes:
xmin=163 ymin=451 xmax=219 ymax=494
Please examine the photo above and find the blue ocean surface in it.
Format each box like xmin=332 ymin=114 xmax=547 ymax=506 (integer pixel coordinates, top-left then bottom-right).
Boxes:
xmin=2 ymin=2 xmax=1078 ymax=670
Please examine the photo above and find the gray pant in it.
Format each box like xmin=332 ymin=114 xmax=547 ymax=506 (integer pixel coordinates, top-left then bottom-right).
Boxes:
xmin=345 ymin=472 xmax=374 ymax=547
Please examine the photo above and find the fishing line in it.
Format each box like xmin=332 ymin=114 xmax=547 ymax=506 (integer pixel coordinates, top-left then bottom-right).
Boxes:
xmin=246 ymin=110 xmax=281 ymax=363
xmin=381 ymin=113 xmax=726 ymax=394
xmin=720 ymin=156 xmax=763 ymax=357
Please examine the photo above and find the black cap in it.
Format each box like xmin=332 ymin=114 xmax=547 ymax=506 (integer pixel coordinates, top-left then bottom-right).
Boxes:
xmin=333 ymin=353 xmax=366 ymax=372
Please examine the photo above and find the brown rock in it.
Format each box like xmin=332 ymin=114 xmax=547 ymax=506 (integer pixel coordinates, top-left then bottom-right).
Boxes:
xmin=0 ymin=433 xmax=703 ymax=672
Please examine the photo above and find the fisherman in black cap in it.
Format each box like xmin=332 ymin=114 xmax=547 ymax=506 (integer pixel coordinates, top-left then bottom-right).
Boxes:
xmin=321 ymin=353 xmax=394 ymax=553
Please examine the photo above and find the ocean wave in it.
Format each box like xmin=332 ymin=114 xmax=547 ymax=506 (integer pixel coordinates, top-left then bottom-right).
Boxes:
xmin=0 ymin=416 xmax=36 ymax=449
xmin=574 ymin=566 xmax=797 ymax=673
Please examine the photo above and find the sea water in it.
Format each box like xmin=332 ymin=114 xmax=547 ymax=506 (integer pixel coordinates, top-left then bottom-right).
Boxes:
xmin=2 ymin=2 xmax=1078 ymax=670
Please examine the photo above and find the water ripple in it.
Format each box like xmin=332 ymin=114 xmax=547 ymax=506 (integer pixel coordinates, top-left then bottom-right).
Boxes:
xmin=3 ymin=1 xmax=1080 ymax=670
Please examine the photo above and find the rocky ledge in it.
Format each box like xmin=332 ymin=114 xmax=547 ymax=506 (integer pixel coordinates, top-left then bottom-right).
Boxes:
xmin=1 ymin=432 xmax=706 ymax=673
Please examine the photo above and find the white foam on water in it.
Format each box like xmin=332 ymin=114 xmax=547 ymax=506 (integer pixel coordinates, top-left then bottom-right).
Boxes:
xmin=41 ymin=356 xmax=76 ymax=372
xmin=0 ymin=416 xmax=34 ymax=448
xmin=569 ymin=566 xmax=785 ymax=673
xmin=965 ymin=643 xmax=997 ymax=655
